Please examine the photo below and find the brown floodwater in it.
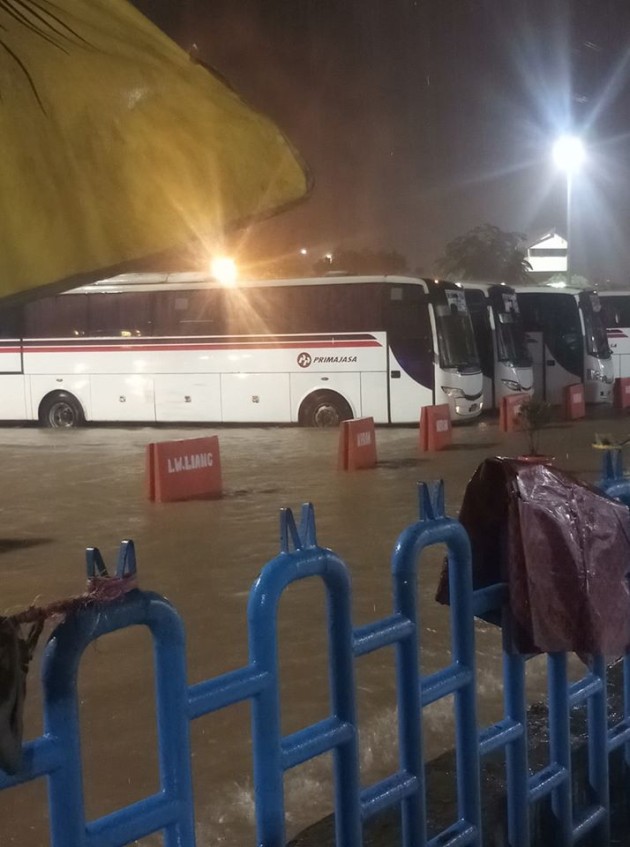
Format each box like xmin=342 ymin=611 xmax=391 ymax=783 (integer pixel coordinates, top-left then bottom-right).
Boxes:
xmin=0 ymin=415 xmax=610 ymax=845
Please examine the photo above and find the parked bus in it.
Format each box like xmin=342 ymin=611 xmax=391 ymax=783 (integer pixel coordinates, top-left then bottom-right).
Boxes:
xmin=0 ymin=274 xmax=483 ymax=427
xmin=513 ymin=285 xmax=613 ymax=405
xmin=458 ymin=282 xmax=534 ymax=410
xmin=598 ymin=291 xmax=630 ymax=380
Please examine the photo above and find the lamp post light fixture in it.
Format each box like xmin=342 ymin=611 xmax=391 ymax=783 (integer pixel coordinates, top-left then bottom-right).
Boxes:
xmin=552 ymin=135 xmax=585 ymax=287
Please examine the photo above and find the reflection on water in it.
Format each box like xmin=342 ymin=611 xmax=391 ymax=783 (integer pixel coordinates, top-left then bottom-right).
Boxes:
xmin=0 ymin=422 xmax=601 ymax=844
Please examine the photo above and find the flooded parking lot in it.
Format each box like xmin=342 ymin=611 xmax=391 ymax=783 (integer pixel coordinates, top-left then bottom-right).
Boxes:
xmin=0 ymin=413 xmax=622 ymax=844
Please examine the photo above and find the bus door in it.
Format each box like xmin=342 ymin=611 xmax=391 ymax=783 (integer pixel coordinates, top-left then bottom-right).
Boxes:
xmin=385 ymin=285 xmax=434 ymax=422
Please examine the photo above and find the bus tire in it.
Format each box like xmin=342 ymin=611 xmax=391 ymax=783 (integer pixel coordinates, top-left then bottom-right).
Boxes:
xmin=39 ymin=392 xmax=85 ymax=429
xmin=299 ymin=391 xmax=353 ymax=428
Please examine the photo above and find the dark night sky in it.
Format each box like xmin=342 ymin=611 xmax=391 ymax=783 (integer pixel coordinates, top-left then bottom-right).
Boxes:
xmin=133 ymin=0 xmax=630 ymax=283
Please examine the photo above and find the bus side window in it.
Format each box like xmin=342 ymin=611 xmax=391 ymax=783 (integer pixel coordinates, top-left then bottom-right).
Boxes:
xmin=24 ymin=295 xmax=88 ymax=338
xmin=154 ymin=290 xmax=225 ymax=336
xmin=88 ymin=292 xmax=153 ymax=337
xmin=387 ymin=287 xmax=432 ymax=350
xmin=0 ymin=306 xmax=23 ymax=338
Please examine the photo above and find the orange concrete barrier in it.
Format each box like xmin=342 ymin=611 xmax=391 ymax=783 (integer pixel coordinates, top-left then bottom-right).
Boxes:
xmin=614 ymin=377 xmax=630 ymax=411
xmin=146 ymin=436 xmax=222 ymax=502
xmin=338 ymin=417 xmax=377 ymax=471
xmin=499 ymin=394 xmax=529 ymax=433
xmin=419 ymin=404 xmax=452 ymax=452
xmin=563 ymin=383 xmax=585 ymax=421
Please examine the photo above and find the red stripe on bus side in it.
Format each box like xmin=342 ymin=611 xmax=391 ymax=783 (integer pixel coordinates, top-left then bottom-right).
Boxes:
xmin=13 ymin=340 xmax=383 ymax=354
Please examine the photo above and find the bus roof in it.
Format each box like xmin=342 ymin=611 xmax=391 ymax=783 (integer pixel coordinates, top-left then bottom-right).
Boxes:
xmin=455 ymin=281 xmax=516 ymax=294
xmin=65 ymin=273 xmax=457 ymax=295
xmin=509 ymin=284 xmax=597 ymax=297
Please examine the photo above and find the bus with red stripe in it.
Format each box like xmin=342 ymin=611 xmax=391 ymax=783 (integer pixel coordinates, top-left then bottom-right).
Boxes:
xmin=599 ymin=291 xmax=630 ymax=381
xmin=0 ymin=274 xmax=483 ymax=427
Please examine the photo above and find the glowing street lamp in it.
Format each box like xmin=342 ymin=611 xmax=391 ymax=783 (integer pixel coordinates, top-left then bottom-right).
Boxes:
xmin=210 ymin=255 xmax=238 ymax=286
xmin=552 ymin=135 xmax=585 ymax=286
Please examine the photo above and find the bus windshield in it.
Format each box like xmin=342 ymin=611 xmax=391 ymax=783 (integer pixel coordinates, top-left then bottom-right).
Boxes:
xmin=580 ymin=292 xmax=611 ymax=359
xmin=434 ymin=291 xmax=479 ymax=370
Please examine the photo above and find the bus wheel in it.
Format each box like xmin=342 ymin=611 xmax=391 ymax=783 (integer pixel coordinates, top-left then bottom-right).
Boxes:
xmin=39 ymin=392 xmax=85 ymax=429
xmin=300 ymin=391 xmax=352 ymax=428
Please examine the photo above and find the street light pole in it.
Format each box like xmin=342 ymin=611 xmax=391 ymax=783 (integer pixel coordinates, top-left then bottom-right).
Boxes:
xmin=552 ymin=135 xmax=585 ymax=288
xmin=566 ymin=169 xmax=572 ymax=287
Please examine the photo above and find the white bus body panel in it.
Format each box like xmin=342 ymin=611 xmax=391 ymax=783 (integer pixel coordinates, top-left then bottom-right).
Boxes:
xmin=222 ymin=373 xmax=292 ymax=422
xmin=0 ymin=341 xmax=22 ymax=374
xmin=358 ymin=372 xmax=389 ymax=423
xmin=607 ymin=329 xmax=630 ymax=379
xmin=599 ymin=292 xmax=630 ymax=379
xmin=154 ymin=375 xmax=222 ymax=422
xmin=4 ymin=375 xmax=27 ymax=419
xmin=90 ymin=375 xmax=156 ymax=422
xmin=583 ymin=355 xmax=614 ymax=404
xmin=389 ymin=350 xmax=433 ymax=423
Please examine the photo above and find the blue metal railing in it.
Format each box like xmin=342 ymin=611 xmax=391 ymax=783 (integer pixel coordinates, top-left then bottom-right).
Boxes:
xmin=598 ymin=446 xmax=630 ymax=506
xmin=1 ymin=481 xmax=629 ymax=846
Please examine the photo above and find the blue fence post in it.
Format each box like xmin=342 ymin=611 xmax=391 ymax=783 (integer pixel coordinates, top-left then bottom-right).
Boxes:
xmin=248 ymin=504 xmax=361 ymax=847
xmin=587 ymin=655 xmax=610 ymax=845
xmin=547 ymin=653 xmax=573 ymax=846
xmin=42 ymin=545 xmax=196 ymax=847
xmin=391 ymin=481 xmax=481 ymax=847
xmin=501 ymin=623 xmax=530 ymax=847
xmin=597 ymin=448 xmax=630 ymax=504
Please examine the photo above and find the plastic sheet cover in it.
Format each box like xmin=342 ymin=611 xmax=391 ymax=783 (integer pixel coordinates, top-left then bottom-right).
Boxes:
xmin=437 ymin=458 xmax=630 ymax=656
xmin=0 ymin=0 xmax=309 ymax=301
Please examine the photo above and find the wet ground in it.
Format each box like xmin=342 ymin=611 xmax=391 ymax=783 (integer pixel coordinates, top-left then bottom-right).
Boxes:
xmin=0 ymin=410 xmax=628 ymax=845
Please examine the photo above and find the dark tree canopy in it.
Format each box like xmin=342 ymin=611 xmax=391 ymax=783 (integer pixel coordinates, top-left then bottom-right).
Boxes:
xmin=437 ymin=224 xmax=532 ymax=284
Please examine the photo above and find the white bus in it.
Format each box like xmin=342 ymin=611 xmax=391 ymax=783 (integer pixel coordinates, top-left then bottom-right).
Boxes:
xmin=0 ymin=274 xmax=483 ymax=427
xmin=458 ymin=282 xmax=534 ymax=410
xmin=513 ymin=285 xmax=613 ymax=405
xmin=598 ymin=291 xmax=630 ymax=380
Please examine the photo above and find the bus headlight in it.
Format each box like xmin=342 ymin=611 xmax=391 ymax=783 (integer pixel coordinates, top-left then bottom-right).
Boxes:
xmin=586 ymin=369 xmax=603 ymax=382
xmin=501 ymin=379 xmax=522 ymax=392
xmin=441 ymin=386 xmax=465 ymax=398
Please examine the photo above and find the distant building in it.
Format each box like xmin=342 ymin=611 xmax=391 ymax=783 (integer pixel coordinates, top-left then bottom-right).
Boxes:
xmin=526 ymin=230 xmax=567 ymax=282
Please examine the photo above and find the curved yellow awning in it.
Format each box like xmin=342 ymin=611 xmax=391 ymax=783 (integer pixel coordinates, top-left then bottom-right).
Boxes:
xmin=0 ymin=0 xmax=309 ymax=301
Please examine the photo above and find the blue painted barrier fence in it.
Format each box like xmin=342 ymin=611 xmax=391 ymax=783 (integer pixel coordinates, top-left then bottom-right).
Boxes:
xmin=1 ymin=479 xmax=630 ymax=846
xmin=598 ymin=446 xmax=630 ymax=506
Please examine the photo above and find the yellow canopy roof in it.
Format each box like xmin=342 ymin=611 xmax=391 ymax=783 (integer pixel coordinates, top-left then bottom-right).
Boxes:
xmin=0 ymin=0 xmax=309 ymax=301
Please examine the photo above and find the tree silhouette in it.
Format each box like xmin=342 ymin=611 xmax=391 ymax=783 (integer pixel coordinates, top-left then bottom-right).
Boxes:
xmin=437 ymin=224 xmax=532 ymax=284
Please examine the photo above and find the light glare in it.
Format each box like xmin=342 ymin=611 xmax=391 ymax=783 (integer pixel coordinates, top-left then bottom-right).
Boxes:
xmin=211 ymin=256 xmax=238 ymax=286
xmin=552 ymin=135 xmax=585 ymax=173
